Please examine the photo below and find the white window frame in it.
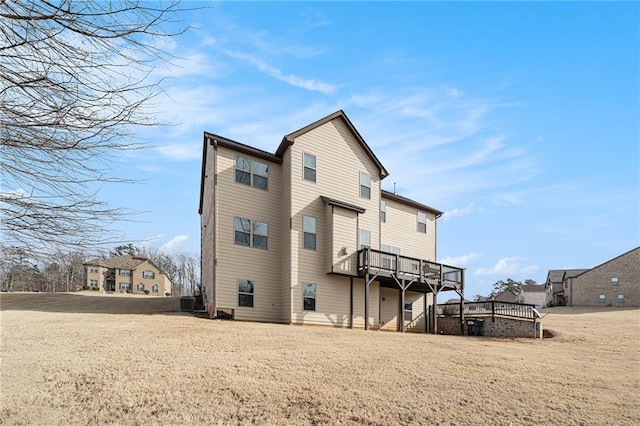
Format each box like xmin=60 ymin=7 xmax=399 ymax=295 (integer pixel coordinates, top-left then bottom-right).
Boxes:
xmin=89 ymin=266 xmax=98 ymax=273
xmin=360 ymin=229 xmax=371 ymax=249
xmin=234 ymin=217 xmax=268 ymax=250
xmin=617 ymin=294 xmax=624 ymax=303
xmin=417 ymin=211 xmax=427 ymax=233
xmin=303 ymin=282 xmax=316 ymax=311
xmin=404 ymin=300 xmax=413 ymax=322
xmin=303 ymin=152 xmax=317 ymax=183
xmin=599 ymin=294 xmax=606 ymax=303
xmin=303 ymin=215 xmax=317 ymax=250
xmin=380 ymin=200 xmax=386 ymax=223
xmin=142 ymin=270 xmax=155 ymax=279
xmin=235 ymin=155 xmax=268 ymax=190
xmin=152 ymin=284 xmax=159 ymax=293
xmin=611 ymin=277 xmax=619 ymax=286
xmin=238 ymin=279 xmax=255 ymax=308
xmin=137 ymin=283 xmax=145 ymax=291
xmin=119 ymin=269 xmax=131 ymax=277
xmin=381 ymin=245 xmax=400 ymax=270
xmin=359 ymin=172 xmax=371 ymax=199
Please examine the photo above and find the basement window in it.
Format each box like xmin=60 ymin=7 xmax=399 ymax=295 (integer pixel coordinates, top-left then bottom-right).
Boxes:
xmin=599 ymin=294 xmax=606 ymax=303
xmin=238 ymin=279 xmax=254 ymax=308
xmin=618 ymin=294 xmax=624 ymax=303
xmin=303 ymin=282 xmax=316 ymax=311
xmin=404 ymin=301 xmax=413 ymax=322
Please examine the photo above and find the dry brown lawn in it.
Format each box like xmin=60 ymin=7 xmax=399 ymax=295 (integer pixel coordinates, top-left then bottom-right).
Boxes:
xmin=1 ymin=292 xmax=639 ymax=425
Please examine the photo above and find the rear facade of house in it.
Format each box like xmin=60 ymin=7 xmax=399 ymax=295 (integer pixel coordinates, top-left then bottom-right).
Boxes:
xmin=199 ymin=110 xmax=464 ymax=332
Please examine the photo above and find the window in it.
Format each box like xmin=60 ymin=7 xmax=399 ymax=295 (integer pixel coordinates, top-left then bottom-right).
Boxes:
xmin=599 ymin=294 xmax=606 ymax=303
xmin=360 ymin=229 xmax=371 ymax=249
xmin=380 ymin=200 xmax=386 ymax=223
xmin=89 ymin=266 xmax=98 ymax=273
xmin=90 ymin=280 xmax=98 ymax=288
xmin=404 ymin=301 xmax=413 ymax=322
xmin=611 ymin=277 xmax=619 ymax=286
xmin=137 ymin=283 xmax=145 ymax=291
xmin=381 ymin=245 xmax=400 ymax=270
xmin=303 ymin=216 xmax=317 ymax=250
xmin=303 ymin=282 xmax=316 ymax=311
xmin=417 ymin=212 xmax=427 ymax=233
xmin=303 ymin=153 xmax=316 ymax=182
xmin=152 ymin=284 xmax=158 ymax=293
xmin=360 ymin=172 xmax=371 ymax=199
xmin=618 ymin=294 xmax=624 ymax=303
xmin=142 ymin=270 xmax=155 ymax=279
xmin=235 ymin=156 xmax=268 ymax=190
xmin=119 ymin=269 xmax=131 ymax=276
xmin=238 ymin=279 xmax=254 ymax=307
xmin=234 ymin=217 xmax=268 ymax=249
xmin=119 ymin=282 xmax=130 ymax=290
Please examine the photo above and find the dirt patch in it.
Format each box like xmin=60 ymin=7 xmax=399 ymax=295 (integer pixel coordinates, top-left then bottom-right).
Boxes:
xmin=1 ymin=293 xmax=639 ymax=425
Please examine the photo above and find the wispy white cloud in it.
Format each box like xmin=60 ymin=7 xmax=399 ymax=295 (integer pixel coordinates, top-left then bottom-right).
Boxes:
xmin=161 ymin=235 xmax=189 ymax=252
xmin=155 ymin=143 xmax=201 ymax=161
xmin=475 ymin=257 xmax=539 ymax=277
xmin=223 ymin=50 xmax=337 ymax=94
xmin=443 ymin=202 xmax=476 ymax=220
xmin=440 ymin=252 xmax=483 ymax=266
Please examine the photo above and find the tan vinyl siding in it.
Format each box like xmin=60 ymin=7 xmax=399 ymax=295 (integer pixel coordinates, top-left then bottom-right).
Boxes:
xmin=214 ymin=145 xmax=283 ymax=323
xmin=380 ymin=197 xmax=437 ymax=261
xmin=201 ymin=139 xmax=216 ymax=315
xmin=330 ymin=207 xmax=359 ymax=275
xmin=288 ymin=118 xmax=381 ymax=326
xmin=380 ymin=288 xmax=431 ymax=332
xmin=280 ymin=149 xmax=292 ymax=323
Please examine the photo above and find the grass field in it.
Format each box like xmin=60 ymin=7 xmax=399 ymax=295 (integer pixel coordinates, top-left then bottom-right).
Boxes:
xmin=1 ymin=292 xmax=638 ymax=425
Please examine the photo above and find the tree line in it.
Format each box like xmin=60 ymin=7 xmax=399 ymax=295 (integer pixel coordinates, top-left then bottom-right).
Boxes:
xmin=0 ymin=243 xmax=199 ymax=297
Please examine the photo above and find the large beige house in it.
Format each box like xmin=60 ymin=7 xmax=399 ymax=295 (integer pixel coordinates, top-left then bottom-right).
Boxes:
xmin=198 ymin=110 xmax=464 ymax=332
xmin=84 ymin=255 xmax=172 ymax=296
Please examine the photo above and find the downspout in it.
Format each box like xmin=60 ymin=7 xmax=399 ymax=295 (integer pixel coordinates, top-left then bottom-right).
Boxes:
xmin=212 ymin=138 xmax=218 ymax=319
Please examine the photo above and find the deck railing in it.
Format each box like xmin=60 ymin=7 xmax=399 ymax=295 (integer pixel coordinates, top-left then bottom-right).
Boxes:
xmin=357 ymin=248 xmax=464 ymax=286
xmin=438 ymin=301 xmax=537 ymax=321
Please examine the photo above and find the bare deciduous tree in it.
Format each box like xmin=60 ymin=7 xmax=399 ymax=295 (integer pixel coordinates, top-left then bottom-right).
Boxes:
xmin=0 ymin=0 xmax=186 ymax=254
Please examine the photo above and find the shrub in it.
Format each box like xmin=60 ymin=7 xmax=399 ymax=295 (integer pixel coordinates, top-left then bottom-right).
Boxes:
xmin=91 ymin=287 xmax=99 ymax=291
xmin=165 ymin=292 xmax=171 ymax=297
xmin=144 ymin=289 xmax=150 ymax=295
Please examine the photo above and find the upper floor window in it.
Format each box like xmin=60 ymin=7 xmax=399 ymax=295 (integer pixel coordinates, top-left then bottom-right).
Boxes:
xmin=142 ymin=270 xmax=155 ymax=279
xmin=303 ymin=153 xmax=316 ymax=182
xmin=360 ymin=229 xmax=371 ymax=249
xmin=303 ymin=215 xmax=317 ymax=250
xmin=89 ymin=266 xmax=98 ymax=273
xmin=599 ymin=294 xmax=606 ymax=303
xmin=380 ymin=200 xmax=386 ymax=223
xmin=238 ymin=279 xmax=255 ymax=307
xmin=303 ymin=282 xmax=316 ymax=311
xmin=417 ymin=212 xmax=427 ymax=233
xmin=119 ymin=269 xmax=131 ymax=276
xmin=234 ymin=217 xmax=268 ymax=249
xmin=235 ymin=156 xmax=268 ymax=190
xmin=360 ymin=172 xmax=371 ymax=199
xmin=611 ymin=277 xmax=619 ymax=286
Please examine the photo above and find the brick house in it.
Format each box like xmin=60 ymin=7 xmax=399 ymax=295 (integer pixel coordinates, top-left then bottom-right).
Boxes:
xmin=566 ymin=247 xmax=639 ymax=306
xmin=84 ymin=255 xmax=173 ymax=296
xmin=544 ymin=269 xmax=589 ymax=306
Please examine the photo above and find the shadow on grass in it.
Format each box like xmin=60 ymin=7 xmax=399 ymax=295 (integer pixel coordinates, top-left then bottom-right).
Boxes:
xmin=0 ymin=292 xmax=185 ymax=316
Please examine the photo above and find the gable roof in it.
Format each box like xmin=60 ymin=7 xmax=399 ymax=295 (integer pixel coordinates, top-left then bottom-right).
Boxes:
xmin=521 ymin=284 xmax=546 ymax=293
xmin=573 ymin=247 xmax=640 ymax=280
xmin=275 ymin=110 xmax=389 ymax=179
xmin=85 ymin=255 xmax=148 ymax=269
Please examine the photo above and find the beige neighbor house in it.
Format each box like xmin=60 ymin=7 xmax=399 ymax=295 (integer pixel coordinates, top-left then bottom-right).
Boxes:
xmin=519 ymin=284 xmax=547 ymax=307
xmin=84 ymin=256 xmax=173 ymax=296
xmin=198 ymin=110 xmax=465 ymax=332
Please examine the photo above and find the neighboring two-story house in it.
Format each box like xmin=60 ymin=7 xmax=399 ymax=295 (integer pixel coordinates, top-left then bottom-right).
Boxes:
xmin=84 ymin=255 xmax=172 ymax=296
xmin=199 ymin=110 xmax=464 ymax=332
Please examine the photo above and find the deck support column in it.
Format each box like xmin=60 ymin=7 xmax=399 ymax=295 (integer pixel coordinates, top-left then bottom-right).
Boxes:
xmin=364 ymin=274 xmax=369 ymax=331
xmin=349 ymin=277 xmax=353 ymax=329
xmin=423 ymin=292 xmax=428 ymax=334
xmin=400 ymin=287 xmax=406 ymax=333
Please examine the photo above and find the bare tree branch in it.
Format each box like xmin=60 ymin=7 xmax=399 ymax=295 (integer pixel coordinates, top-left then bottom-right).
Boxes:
xmin=0 ymin=0 xmax=189 ymax=255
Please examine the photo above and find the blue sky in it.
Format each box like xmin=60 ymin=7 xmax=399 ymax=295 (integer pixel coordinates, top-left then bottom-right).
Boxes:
xmin=109 ymin=1 xmax=639 ymax=298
